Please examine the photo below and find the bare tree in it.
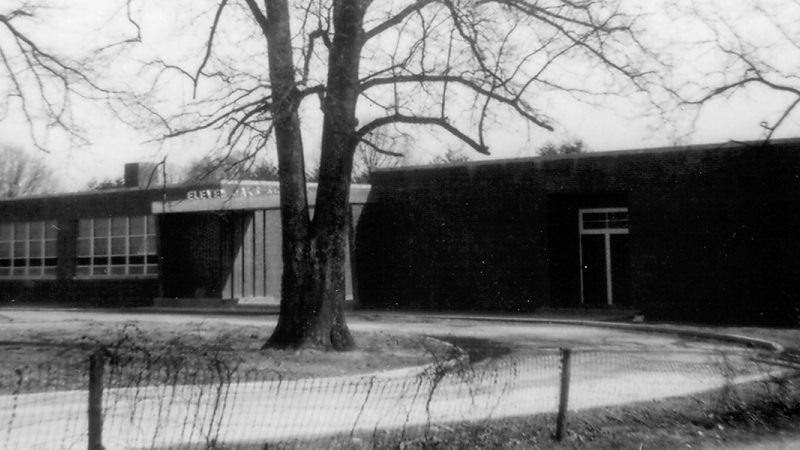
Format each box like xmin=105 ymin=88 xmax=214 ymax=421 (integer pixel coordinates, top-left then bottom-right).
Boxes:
xmin=0 ymin=144 xmax=59 ymax=197
xmin=88 ymin=0 xmax=661 ymax=350
xmin=665 ymin=0 xmax=800 ymax=142
xmin=0 ymin=3 xmax=116 ymax=150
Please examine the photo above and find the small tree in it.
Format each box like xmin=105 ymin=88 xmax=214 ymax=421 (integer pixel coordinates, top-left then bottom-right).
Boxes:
xmin=0 ymin=145 xmax=59 ymax=197
xmin=431 ymin=148 xmax=472 ymax=165
xmin=536 ymin=139 xmax=588 ymax=157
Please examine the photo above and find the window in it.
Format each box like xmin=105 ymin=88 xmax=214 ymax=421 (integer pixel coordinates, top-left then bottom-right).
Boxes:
xmin=77 ymin=216 xmax=158 ymax=277
xmin=580 ymin=208 xmax=629 ymax=233
xmin=0 ymin=221 xmax=58 ymax=278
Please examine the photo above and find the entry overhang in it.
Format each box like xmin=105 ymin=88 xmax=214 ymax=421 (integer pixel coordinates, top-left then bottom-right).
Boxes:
xmin=151 ymin=181 xmax=371 ymax=214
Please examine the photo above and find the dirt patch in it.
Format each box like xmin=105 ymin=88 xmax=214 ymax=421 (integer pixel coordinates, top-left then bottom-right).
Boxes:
xmin=427 ymin=335 xmax=513 ymax=363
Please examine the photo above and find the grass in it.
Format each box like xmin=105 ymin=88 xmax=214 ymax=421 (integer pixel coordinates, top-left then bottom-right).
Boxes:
xmin=3 ymin=310 xmax=800 ymax=449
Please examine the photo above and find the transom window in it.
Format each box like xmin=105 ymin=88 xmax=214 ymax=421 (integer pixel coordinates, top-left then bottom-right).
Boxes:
xmin=77 ymin=216 xmax=158 ymax=277
xmin=580 ymin=208 xmax=629 ymax=234
xmin=0 ymin=221 xmax=58 ymax=278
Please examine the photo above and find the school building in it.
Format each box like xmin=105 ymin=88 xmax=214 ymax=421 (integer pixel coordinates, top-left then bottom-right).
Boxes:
xmin=2 ymin=139 xmax=799 ymax=325
xmin=0 ymin=163 xmax=368 ymax=307
xmin=355 ymin=138 xmax=800 ymax=325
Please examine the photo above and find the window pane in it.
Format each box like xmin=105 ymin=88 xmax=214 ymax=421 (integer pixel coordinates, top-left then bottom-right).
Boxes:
xmin=29 ymin=241 xmax=43 ymax=257
xmin=93 ymin=257 xmax=108 ymax=266
xmin=583 ymin=222 xmax=607 ymax=229
xmin=111 ymin=217 xmax=128 ymax=236
xmin=12 ymin=267 xmax=26 ymax=276
xmin=93 ymin=266 xmax=108 ymax=276
xmin=609 ymin=212 xmax=628 ymax=221
xmin=45 ymin=221 xmax=58 ymax=239
xmin=43 ymin=267 xmax=56 ymax=276
xmin=78 ymin=220 xmax=93 ymax=238
xmin=94 ymin=238 xmax=109 ymax=255
xmin=129 ymin=237 xmax=145 ymax=255
xmin=77 ymin=257 xmax=92 ymax=267
xmin=29 ymin=258 xmax=43 ymax=267
xmin=0 ymin=224 xmax=11 ymax=241
xmin=29 ymin=222 xmax=44 ymax=240
xmin=143 ymin=237 xmax=156 ymax=254
xmin=13 ymin=242 xmax=26 ymax=257
xmin=110 ymin=256 xmax=126 ymax=266
xmin=0 ymin=259 xmax=10 ymax=267
xmin=146 ymin=216 xmax=156 ymax=234
xmin=77 ymin=239 xmax=92 ymax=257
xmin=129 ymin=265 xmax=144 ymax=275
xmin=14 ymin=223 xmax=28 ymax=240
xmin=0 ymin=242 xmax=10 ymax=258
xmin=110 ymin=266 xmax=127 ymax=275
xmin=0 ymin=268 xmax=10 ymax=277
xmin=129 ymin=216 xmax=145 ymax=235
xmin=94 ymin=219 xmax=110 ymax=236
xmin=76 ymin=266 xmax=91 ymax=276
xmin=45 ymin=240 xmax=57 ymax=257
xmin=44 ymin=257 xmax=57 ymax=267
xmin=111 ymin=237 xmax=127 ymax=255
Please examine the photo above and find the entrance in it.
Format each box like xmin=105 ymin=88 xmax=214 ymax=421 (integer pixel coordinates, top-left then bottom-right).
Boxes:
xmin=579 ymin=208 xmax=631 ymax=306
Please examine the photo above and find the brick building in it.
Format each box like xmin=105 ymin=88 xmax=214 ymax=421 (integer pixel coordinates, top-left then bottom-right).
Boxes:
xmin=355 ymin=139 xmax=800 ymax=325
xmin=0 ymin=163 xmax=368 ymax=307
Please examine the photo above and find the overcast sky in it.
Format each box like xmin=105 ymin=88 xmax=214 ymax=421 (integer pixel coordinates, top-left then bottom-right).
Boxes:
xmin=1 ymin=0 xmax=798 ymax=191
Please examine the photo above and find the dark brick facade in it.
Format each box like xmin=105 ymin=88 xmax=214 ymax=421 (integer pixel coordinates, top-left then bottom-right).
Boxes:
xmin=355 ymin=140 xmax=800 ymax=325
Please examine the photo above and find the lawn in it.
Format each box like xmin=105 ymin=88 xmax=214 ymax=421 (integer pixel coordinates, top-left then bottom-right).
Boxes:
xmin=0 ymin=312 xmax=447 ymax=380
xmin=2 ymin=309 xmax=800 ymax=449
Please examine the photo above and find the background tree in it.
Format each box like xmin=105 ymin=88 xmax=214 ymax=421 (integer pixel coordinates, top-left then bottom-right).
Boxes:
xmin=87 ymin=177 xmax=126 ymax=190
xmin=0 ymin=144 xmax=59 ymax=197
xmin=665 ymin=0 xmax=800 ymax=142
xmin=431 ymin=148 xmax=472 ymax=164
xmin=351 ymin=130 xmax=410 ymax=183
xmin=536 ymin=138 xmax=587 ymax=156
xmin=183 ymin=151 xmax=280 ymax=183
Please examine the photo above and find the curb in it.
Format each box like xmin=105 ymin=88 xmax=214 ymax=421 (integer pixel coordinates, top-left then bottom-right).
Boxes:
xmin=412 ymin=314 xmax=787 ymax=353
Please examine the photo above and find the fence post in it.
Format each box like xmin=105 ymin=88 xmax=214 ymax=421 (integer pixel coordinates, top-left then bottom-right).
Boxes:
xmin=555 ymin=348 xmax=572 ymax=441
xmin=88 ymin=349 xmax=105 ymax=450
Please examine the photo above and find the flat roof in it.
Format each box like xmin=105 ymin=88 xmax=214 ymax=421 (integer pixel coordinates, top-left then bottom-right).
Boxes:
xmin=376 ymin=137 xmax=800 ymax=174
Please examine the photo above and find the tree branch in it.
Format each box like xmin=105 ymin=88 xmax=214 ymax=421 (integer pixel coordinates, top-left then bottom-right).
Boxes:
xmin=357 ymin=114 xmax=490 ymax=155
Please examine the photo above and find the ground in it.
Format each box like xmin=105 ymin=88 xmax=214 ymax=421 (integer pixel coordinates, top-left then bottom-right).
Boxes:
xmin=1 ymin=308 xmax=799 ymax=449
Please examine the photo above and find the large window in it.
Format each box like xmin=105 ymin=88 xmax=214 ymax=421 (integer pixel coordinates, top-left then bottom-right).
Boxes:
xmin=0 ymin=221 xmax=58 ymax=278
xmin=77 ymin=216 xmax=158 ymax=277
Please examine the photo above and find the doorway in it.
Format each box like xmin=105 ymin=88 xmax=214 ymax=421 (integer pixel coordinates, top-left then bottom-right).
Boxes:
xmin=579 ymin=208 xmax=631 ymax=306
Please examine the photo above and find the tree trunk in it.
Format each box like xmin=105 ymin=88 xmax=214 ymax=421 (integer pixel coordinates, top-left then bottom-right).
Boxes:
xmin=263 ymin=0 xmax=366 ymax=351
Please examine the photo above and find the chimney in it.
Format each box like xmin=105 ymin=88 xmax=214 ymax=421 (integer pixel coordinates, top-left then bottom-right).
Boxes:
xmin=124 ymin=163 xmax=163 ymax=189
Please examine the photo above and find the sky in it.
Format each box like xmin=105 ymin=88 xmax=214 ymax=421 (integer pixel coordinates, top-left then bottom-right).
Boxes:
xmin=1 ymin=0 xmax=798 ymax=192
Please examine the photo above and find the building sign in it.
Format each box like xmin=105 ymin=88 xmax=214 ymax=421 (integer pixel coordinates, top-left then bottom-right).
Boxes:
xmin=186 ymin=185 xmax=280 ymax=201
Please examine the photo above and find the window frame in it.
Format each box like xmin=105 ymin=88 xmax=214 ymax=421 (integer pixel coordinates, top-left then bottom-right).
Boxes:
xmin=0 ymin=221 xmax=58 ymax=279
xmin=76 ymin=215 xmax=159 ymax=279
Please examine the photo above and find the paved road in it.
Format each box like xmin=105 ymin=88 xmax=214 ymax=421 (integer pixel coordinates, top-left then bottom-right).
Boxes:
xmin=0 ymin=310 xmax=791 ymax=449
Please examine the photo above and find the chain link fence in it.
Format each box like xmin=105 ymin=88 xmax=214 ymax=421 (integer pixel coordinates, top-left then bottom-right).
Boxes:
xmin=1 ymin=341 xmax=798 ymax=449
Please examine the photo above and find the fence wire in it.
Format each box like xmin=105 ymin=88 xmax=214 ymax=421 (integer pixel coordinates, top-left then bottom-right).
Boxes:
xmin=0 ymin=345 xmax=795 ymax=450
